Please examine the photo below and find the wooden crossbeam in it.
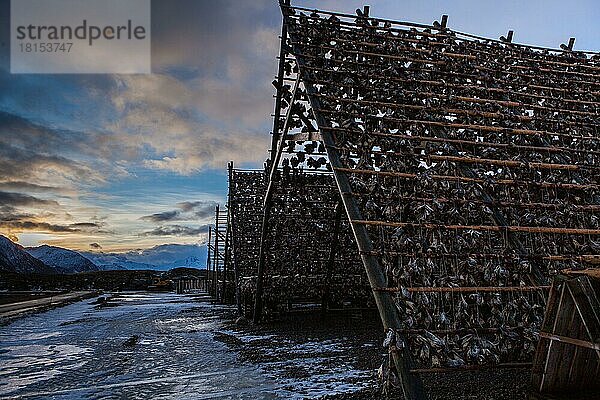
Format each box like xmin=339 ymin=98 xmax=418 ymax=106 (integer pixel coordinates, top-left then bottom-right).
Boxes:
xmin=334 ymin=167 xmax=599 ymax=191
xmin=538 ymin=331 xmax=600 ymax=352
xmin=354 ymin=219 xmax=600 ymax=235
xmin=376 ymin=286 xmax=551 ymax=293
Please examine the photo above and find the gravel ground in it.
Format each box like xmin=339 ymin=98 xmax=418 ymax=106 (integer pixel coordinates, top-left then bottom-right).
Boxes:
xmin=218 ymin=307 xmax=537 ymax=399
xmin=218 ymin=308 xmax=384 ymax=399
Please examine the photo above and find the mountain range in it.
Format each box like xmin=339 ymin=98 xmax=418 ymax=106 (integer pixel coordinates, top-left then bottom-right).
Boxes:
xmin=0 ymin=235 xmax=207 ymax=274
xmin=81 ymin=244 xmax=207 ymax=271
xmin=0 ymin=235 xmax=56 ymax=274
xmin=27 ymin=245 xmax=100 ymax=273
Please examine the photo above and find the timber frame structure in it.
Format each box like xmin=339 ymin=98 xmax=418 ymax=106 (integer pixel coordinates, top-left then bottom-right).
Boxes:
xmin=206 ymin=204 xmax=231 ymax=303
xmin=531 ymin=269 xmax=600 ymax=396
xmin=220 ymin=2 xmax=599 ymax=399
xmin=227 ymin=164 xmax=370 ymax=317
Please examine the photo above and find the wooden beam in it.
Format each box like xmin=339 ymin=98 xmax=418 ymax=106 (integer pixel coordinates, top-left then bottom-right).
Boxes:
xmin=206 ymin=226 xmax=212 ymax=297
xmin=213 ymin=205 xmax=220 ymax=300
xmin=333 ymin=167 xmax=600 ymax=191
xmin=253 ymin=69 xmax=302 ymax=323
xmin=321 ymin=201 xmax=343 ymax=311
xmin=353 ymin=219 xmax=600 ymax=235
xmin=285 ymin=14 xmax=425 ymax=399
xmin=538 ymin=332 xmax=600 ymax=352
xmin=376 ymin=286 xmax=550 ymax=293
xmin=268 ymin=0 xmax=291 ymax=160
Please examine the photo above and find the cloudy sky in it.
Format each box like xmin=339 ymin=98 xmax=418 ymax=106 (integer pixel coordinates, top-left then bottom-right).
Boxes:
xmin=0 ymin=0 xmax=597 ymax=252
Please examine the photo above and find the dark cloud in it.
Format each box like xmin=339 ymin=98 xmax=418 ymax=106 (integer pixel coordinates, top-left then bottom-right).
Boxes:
xmin=0 ymin=206 xmax=104 ymax=234
xmin=0 ymin=221 xmax=80 ymax=233
xmin=89 ymin=242 xmax=102 ymax=249
xmin=0 ymin=206 xmax=34 ymax=222
xmin=70 ymin=222 xmax=103 ymax=229
xmin=140 ymin=224 xmax=210 ymax=237
xmin=0 ymin=144 xmax=105 ymax=187
xmin=0 ymin=191 xmax=60 ymax=208
xmin=177 ymin=201 xmax=203 ymax=212
xmin=0 ymin=111 xmax=118 ymax=185
xmin=140 ymin=210 xmax=180 ymax=222
xmin=141 ymin=201 xmax=218 ymax=223
xmin=0 ymin=181 xmax=67 ymax=193
xmin=177 ymin=200 xmax=218 ymax=219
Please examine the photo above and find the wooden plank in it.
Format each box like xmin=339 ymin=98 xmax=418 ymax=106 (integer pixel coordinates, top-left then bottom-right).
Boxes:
xmin=531 ymin=280 xmax=564 ymax=390
xmin=334 ymin=167 xmax=600 ymax=191
xmin=567 ymin=278 xmax=600 ymax=343
xmin=213 ymin=205 xmax=220 ymax=301
xmin=537 ymin=332 xmax=600 ymax=352
xmin=566 ymin=277 xmax=600 ymax=389
xmin=575 ymin=277 xmax=600 ymax=336
xmin=353 ymin=218 xmax=600 ymax=236
xmin=535 ymin=275 xmax=600 ymax=393
xmin=575 ymin=347 xmax=597 ymax=390
xmin=569 ymin=323 xmax=589 ymax=388
xmin=376 ymin=286 xmax=550 ymax=293
xmin=540 ymin=282 xmax=570 ymax=392
xmin=268 ymin=0 xmax=291 ymax=160
xmin=562 ymin=267 xmax=600 ymax=277
xmin=556 ymin=308 xmax=579 ymax=389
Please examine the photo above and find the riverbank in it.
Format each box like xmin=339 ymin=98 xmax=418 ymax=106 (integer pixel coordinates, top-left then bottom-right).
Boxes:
xmin=0 ymin=291 xmax=66 ymax=305
xmin=0 ymin=290 xmax=98 ymax=324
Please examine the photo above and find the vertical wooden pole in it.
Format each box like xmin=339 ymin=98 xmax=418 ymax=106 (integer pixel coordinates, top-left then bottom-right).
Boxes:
xmin=213 ymin=205 xmax=220 ymax=301
xmin=229 ymin=162 xmax=243 ymax=314
xmin=253 ymin=0 xmax=292 ymax=323
xmin=207 ymin=226 xmax=212 ymax=296
xmin=253 ymin=202 xmax=272 ymax=323
xmin=322 ymin=201 xmax=343 ymax=311
xmin=268 ymin=0 xmax=291 ymax=163
xmin=223 ymin=162 xmax=234 ymax=304
xmin=253 ymin=48 xmax=300 ymax=323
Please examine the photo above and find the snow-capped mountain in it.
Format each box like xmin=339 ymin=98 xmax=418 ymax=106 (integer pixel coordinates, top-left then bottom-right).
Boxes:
xmin=26 ymin=245 xmax=100 ymax=274
xmin=80 ymin=252 xmax=150 ymax=271
xmin=0 ymin=236 xmax=206 ymax=274
xmin=0 ymin=235 xmax=56 ymax=274
xmin=82 ymin=244 xmax=207 ymax=271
